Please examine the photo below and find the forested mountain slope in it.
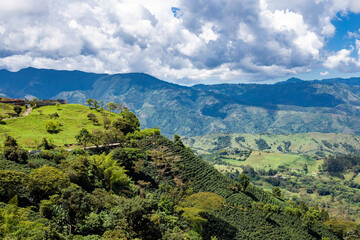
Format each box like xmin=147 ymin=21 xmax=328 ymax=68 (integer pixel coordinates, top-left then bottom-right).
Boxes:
xmin=2 ymin=68 xmax=360 ymax=136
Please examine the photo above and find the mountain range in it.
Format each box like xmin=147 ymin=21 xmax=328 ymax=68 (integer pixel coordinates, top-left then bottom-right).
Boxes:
xmin=2 ymin=67 xmax=360 ymax=137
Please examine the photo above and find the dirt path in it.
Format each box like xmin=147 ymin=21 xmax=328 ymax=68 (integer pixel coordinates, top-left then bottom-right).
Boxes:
xmin=23 ymin=107 xmax=32 ymax=116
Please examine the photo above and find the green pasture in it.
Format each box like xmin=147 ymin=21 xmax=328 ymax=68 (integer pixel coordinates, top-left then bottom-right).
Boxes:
xmin=0 ymin=104 xmax=120 ymax=148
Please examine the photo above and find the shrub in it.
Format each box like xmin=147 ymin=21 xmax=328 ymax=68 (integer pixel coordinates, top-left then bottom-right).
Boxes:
xmin=87 ymin=113 xmax=99 ymax=125
xmin=45 ymin=120 xmax=60 ymax=133
xmin=13 ymin=105 xmax=22 ymax=116
xmin=49 ymin=112 xmax=59 ymax=118
xmin=3 ymin=147 xmax=28 ymax=163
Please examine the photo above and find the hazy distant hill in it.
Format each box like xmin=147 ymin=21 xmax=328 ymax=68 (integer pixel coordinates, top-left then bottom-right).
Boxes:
xmin=2 ymin=68 xmax=360 ymax=136
xmin=182 ymin=132 xmax=360 ymax=156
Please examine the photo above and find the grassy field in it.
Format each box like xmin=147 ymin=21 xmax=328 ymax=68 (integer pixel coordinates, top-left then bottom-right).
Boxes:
xmin=0 ymin=104 xmax=120 ymax=148
xmin=0 ymin=103 xmax=26 ymax=116
xmin=240 ymin=151 xmax=321 ymax=173
xmin=210 ymin=150 xmax=322 ymax=174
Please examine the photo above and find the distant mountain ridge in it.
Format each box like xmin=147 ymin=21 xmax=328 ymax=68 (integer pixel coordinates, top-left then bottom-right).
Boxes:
xmin=2 ymin=67 xmax=360 ymax=136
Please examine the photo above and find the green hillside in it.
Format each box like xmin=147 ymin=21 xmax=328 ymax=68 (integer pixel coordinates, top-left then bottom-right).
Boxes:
xmin=183 ymin=133 xmax=360 ymax=223
xmin=0 ymin=104 xmax=119 ymax=148
xmin=0 ymin=104 xmax=345 ymax=239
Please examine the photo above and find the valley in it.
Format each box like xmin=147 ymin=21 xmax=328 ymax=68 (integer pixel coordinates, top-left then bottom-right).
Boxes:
xmin=183 ymin=133 xmax=360 ymax=223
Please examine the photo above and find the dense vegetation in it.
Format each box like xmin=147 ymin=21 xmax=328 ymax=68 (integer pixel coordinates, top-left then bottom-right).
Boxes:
xmin=0 ymin=104 xmax=346 ymax=239
xmin=184 ymin=133 xmax=360 ymax=231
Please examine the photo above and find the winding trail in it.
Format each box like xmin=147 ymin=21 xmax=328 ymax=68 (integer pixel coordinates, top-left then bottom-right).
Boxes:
xmin=22 ymin=107 xmax=32 ymax=116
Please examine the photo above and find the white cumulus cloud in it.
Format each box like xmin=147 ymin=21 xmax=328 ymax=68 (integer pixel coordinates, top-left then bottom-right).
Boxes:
xmin=0 ymin=0 xmax=359 ymax=84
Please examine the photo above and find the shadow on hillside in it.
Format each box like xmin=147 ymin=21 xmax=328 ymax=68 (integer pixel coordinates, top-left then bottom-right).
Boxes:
xmin=203 ymin=213 xmax=237 ymax=240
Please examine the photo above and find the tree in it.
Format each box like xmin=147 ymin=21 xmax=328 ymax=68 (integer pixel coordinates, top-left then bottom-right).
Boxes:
xmin=106 ymin=102 xmax=117 ymax=113
xmin=75 ymin=128 xmax=92 ymax=149
xmin=30 ymin=97 xmax=39 ymax=108
xmin=92 ymin=99 xmax=100 ymax=110
xmin=238 ymin=173 xmax=250 ymax=192
xmin=13 ymin=105 xmax=22 ymax=116
xmin=3 ymin=136 xmax=28 ymax=163
xmin=86 ymin=99 xmax=93 ymax=109
xmin=91 ymin=129 xmax=105 ymax=148
xmin=121 ymin=109 xmax=140 ymax=129
xmin=3 ymin=147 xmax=28 ymax=163
xmin=112 ymin=147 xmax=145 ymax=171
xmin=103 ymin=117 xmax=111 ymax=129
xmin=102 ymin=128 xmax=125 ymax=146
xmin=112 ymin=118 xmax=135 ymax=135
xmin=38 ymin=137 xmax=55 ymax=150
xmin=28 ymin=166 xmax=70 ymax=201
xmin=92 ymin=153 xmax=130 ymax=192
xmin=272 ymin=187 xmax=282 ymax=198
xmin=4 ymin=135 xmax=17 ymax=148
xmin=0 ymin=170 xmax=29 ymax=204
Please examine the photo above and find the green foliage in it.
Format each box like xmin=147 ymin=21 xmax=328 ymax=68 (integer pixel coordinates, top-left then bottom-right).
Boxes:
xmin=321 ymin=155 xmax=360 ymax=173
xmin=121 ymin=108 xmax=140 ymax=129
xmin=13 ymin=105 xmax=22 ymax=116
xmin=126 ymin=128 xmax=161 ymax=140
xmin=0 ymin=196 xmax=50 ymax=239
xmin=49 ymin=112 xmax=59 ymax=119
xmin=87 ymin=113 xmax=99 ymax=125
xmin=37 ymin=137 xmax=55 ymax=150
xmin=28 ymin=166 xmax=70 ymax=201
xmin=112 ymin=118 xmax=136 ymax=135
xmin=106 ymin=102 xmax=117 ymax=113
xmin=86 ymin=99 xmax=93 ymax=109
xmin=92 ymin=153 xmax=130 ymax=192
xmin=174 ymin=134 xmax=185 ymax=148
xmin=238 ymin=173 xmax=250 ymax=192
xmin=76 ymin=128 xmax=92 ymax=148
xmin=0 ymin=170 xmax=29 ymax=204
xmin=3 ymin=146 xmax=28 ymax=163
xmin=103 ymin=117 xmax=111 ymax=129
xmin=111 ymin=147 xmax=145 ymax=171
xmin=176 ymin=192 xmax=225 ymax=233
xmin=4 ymin=135 xmax=18 ymax=148
xmin=45 ymin=119 xmax=60 ymax=133
xmin=0 ymin=108 xmax=344 ymax=239
xmin=255 ymin=138 xmax=271 ymax=150
xmin=324 ymin=220 xmax=360 ymax=239
xmin=3 ymin=136 xmax=28 ymax=163
xmin=272 ymin=187 xmax=282 ymax=199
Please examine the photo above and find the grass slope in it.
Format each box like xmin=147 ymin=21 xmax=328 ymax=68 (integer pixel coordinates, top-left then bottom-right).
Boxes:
xmin=0 ymin=104 xmax=119 ymax=148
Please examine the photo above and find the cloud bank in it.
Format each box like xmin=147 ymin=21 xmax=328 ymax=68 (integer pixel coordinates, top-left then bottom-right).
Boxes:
xmin=0 ymin=0 xmax=359 ymax=84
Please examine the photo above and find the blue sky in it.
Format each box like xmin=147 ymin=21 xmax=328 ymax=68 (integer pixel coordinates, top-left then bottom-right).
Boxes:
xmin=0 ymin=0 xmax=360 ymax=85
